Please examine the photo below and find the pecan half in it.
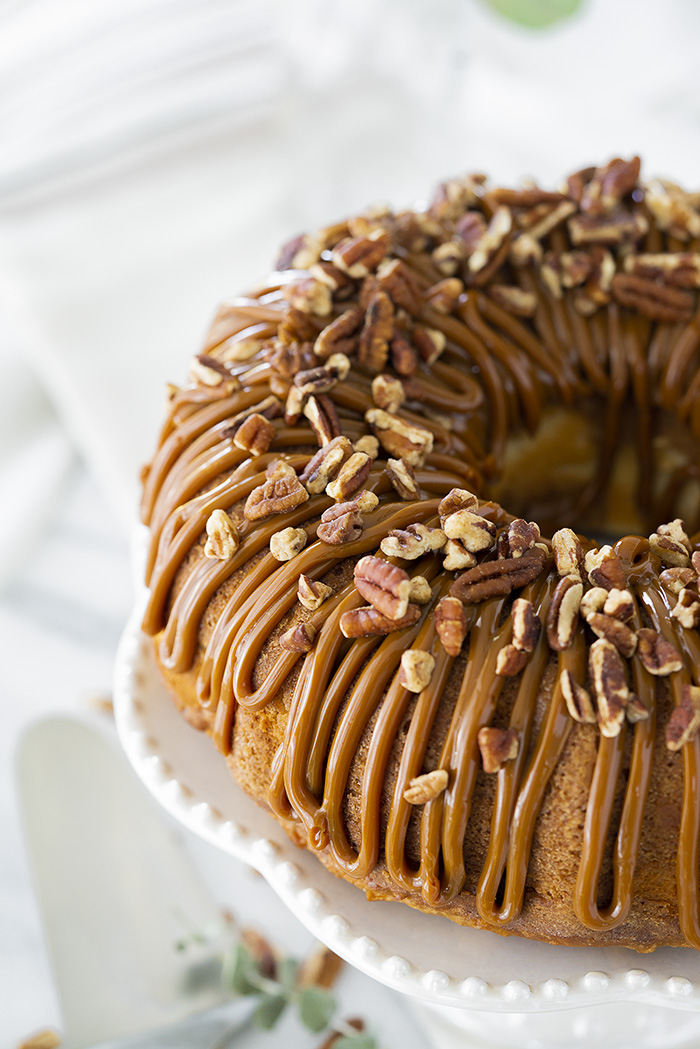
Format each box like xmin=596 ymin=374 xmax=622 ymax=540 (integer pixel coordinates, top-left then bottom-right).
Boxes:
xmin=326 ymin=452 xmax=372 ymax=501
xmin=204 ymin=509 xmax=239 ymax=559
xmin=512 ymin=598 xmax=541 ymax=652
xmin=365 ymin=408 xmax=434 ymax=466
xmin=585 ymin=546 xmax=626 ymax=591
xmin=244 ymin=472 xmax=309 ymax=521
xmin=561 ymin=670 xmax=596 ymax=725
xmin=358 ymin=289 xmax=394 ymax=372
xmin=232 ymin=412 xmax=276 ymax=456
xmin=314 ymin=308 xmax=363 ymax=360
xmin=666 ymin=685 xmax=700 ymax=751
xmin=508 ymin=519 xmax=541 ymax=559
xmin=450 ymin=548 xmax=546 ymax=604
xmin=434 ymin=596 xmax=467 ymax=656
xmin=589 ymin=638 xmax=629 ymax=737
xmin=412 ymin=326 xmax=446 ymax=365
xmin=297 ymin=574 xmax=333 ymax=610
xmin=282 ymin=277 xmax=332 ymax=317
xmin=649 ymin=520 xmax=692 ymax=567
xmin=636 ymin=629 xmax=683 ymax=676
xmin=623 ymin=252 xmax=700 ymax=289
xmin=299 ymin=436 xmax=353 ymax=495
xmin=477 ymin=727 xmax=519 ymax=773
xmin=586 ymin=612 xmax=638 ymax=659
xmin=354 ymin=556 xmax=412 ymax=621
xmin=331 ymin=230 xmax=388 ymax=278
xmin=671 ymin=588 xmax=700 ymax=629
xmin=612 ymin=273 xmax=694 ymax=323
xmin=376 ymin=257 xmax=423 ymax=313
xmin=280 ymin=622 xmax=316 ymax=653
xmin=495 ymin=644 xmax=529 ymax=677
xmin=380 ymin=523 xmax=446 ymax=560
xmin=304 ymin=394 xmax=341 ymax=446
xmin=339 ymin=603 xmax=421 ymax=638
xmin=423 ymin=277 xmax=464 ymax=313
xmin=316 ymin=494 xmax=376 ymax=545
xmin=385 ymin=458 xmax=419 ymax=500
xmin=270 ymin=526 xmax=307 ymax=561
xmin=568 ymin=208 xmax=648 ymax=246
xmin=399 ymin=649 xmax=436 ymax=692
xmin=372 ymin=374 xmax=405 ymax=413
xmin=552 ymin=528 xmax=584 ymax=579
xmin=547 ymin=577 xmax=583 ymax=651
xmin=580 ymin=157 xmax=640 ymax=217
xmin=443 ymin=509 xmax=497 ymax=553
xmin=403 ymin=768 xmax=449 ymax=805
xmin=389 ymin=334 xmax=419 ymax=376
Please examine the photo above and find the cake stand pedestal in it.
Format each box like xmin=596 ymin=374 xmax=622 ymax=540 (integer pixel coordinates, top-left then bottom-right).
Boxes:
xmin=114 ymin=601 xmax=700 ymax=1049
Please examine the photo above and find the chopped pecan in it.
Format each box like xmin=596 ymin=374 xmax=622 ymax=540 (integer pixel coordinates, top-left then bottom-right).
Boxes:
xmin=466 ymin=206 xmax=512 ymax=281
xmin=376 ymin=258 xmax=423 ymax=313
xmin=314 ymin=308 xmax=363 ymax=360
xmin=487 ymin=186 xmax=568 ymax=208
xmin=580 ymin=157 xmax=640 ymax=217
xmin=666 ymin=685 xmax=700 ymax=751
xmin=586 ymin=612 xmax=638 ymax=659
xmin=443 ymin=539 xmax=477 ymax=571
xmin=623 ymin=252 xmax=700 ymax=289
xmin=568 ymin=208 xmax=648 ymax=246
xmin=294 ymin=358 xmax=349 ymax=396
xmin=508 ymin=518 xmax=541 ymax=559
xmin=389 ymin=333 xmax=419 ymax=376
xmin=636 ymin=628 xmax=683 ymax=676
xmin=403 ymin=768 xmax=449 ymax=805
xmin=429 ymin=174 xmax=486 ymax=221
xmin=245 ymin=472 xmax=309 ymax=521
xmin=450 ymin=548 xmax=546 ymax=604
xmin=270 ymin=526 xmax=307 ymax=561
xmin=299 ymin=436 xmax=353 ymax=494
xmin=456 ymin=210 xmax=487 ymax=251
xmin=190 ymin=354 xmax=231 ymax=387
xmin=660 ymin=567 xmax=696 ymax=594
xmin=477 ymin=727 xmax=519 ymax=773
xmin=612 ymin=273 xmax=694 ymax=323
xmin=218 ymin=335 xmax=264 ymax=363
xmin=603 ymin=587 xmax=635 ymax=621
xmin=266 ymin=339 xmax=316 ymax=379
xmin=693 ymin=551 xmax=700 ymax=576
xmin=280 ymin=622 xmax=316 ymax=653
xmin=512 ymin=598 xmax=541 ymax=652
xmin=626 ymin=694 xmax=651 ymax=723
xmin=331 ymin=230 xmax=389 ymax=278
xmin=412 ymin=326 xmax=446 ymax=365
xmin=310 ymin=260 xmax=356 ymax=297
xmin=354 ymin=434 xmax=379 ymax=458
xmin=339 ymin=603 xmax=421 ymax=638
xmin=561 ymin=670 xmax=596 ymax=725
xmin=432 ymin=240 xmax=465 ymax=275
xmin=372 ymin=374 xmax=405 ymax=413
xmin=438 ymin=488 xmax=478 ymax=521
xmin=540 ymin=250 xmax=593 ymax=298
xmin=443 ymin=509 xmax=497 ymax=553
xmin=266 ymin=459 xmax=296 ymax=480
xmin=409 ymin=576 xmax=432 ymax=604
xmin=326 ymin=451 xmax=372 ymax=500
xmin=354 ymin=556 xmax=412 ymax=620
xmin=276 ymin=231 xmax=315 ymax=270
xmin=518 ymin=200 xmax=576 ymax=242
xmin=495 ymin=644 xmax=529 ymax=677
xmin=365 ymin=408 xmax=434 ymax=465
xmin=278 ymin=306 xmax=320 ymax=345
xmin=589 ymin=638 xmax=629 ymax=738
xmin=649 ymin=520 xmax=692 ymax=567
xmin=385 ymin=457 xmax=419 ymax=500
xmin=566 ymin=165 xmax=597 ymax=203
xmin=204 ymin=509 xmax=239 ymax=559
xmin=423 ymin=277 xmax=464 ymax=313
xmin=671 ymin=588 xmax=700 ymax=629
xmin=232 ymin=412 xmax=275 ymax=456
xmin=580 ymin=586 xmax=609 ymax=619
xmin=316 ymin=495 xmax=372 ymax=545
xmin=297 ymin=574 xmax=333 ymax=610
xmin=399 ymin=649 xmax=436 ymax=692
xmin=552 ymin=527 xmax=584 ymax=579
xmin=546 ymin=577 xmax=583 ymax=651
xmin=304 ymin=394 xmax=340 ymax=446
xmin=486 ymin=284 xmax=537 ymax=317
xmin=284 ymin=385 xmax=306 ymax=426
xmin=380 ymin=523 xmax=446 ymax=560
xmin=435 ymin=596 xmax=467 ymax=656
xmin=510 ymin=233 xmax=543 ymax=267
xmin=282 ymin=277 xmax=332 ymax=317
xmin=585 ymin=546 xmax=626 ymax=591
xmin=645 ymin=181 xmax=700 ymax=241
xmin=358 ymin=289 xmax=394 ymax=372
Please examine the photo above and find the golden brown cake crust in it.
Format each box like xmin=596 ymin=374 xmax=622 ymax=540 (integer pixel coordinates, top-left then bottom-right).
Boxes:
xmin=142 ymin=157 xmax=700 ymax=952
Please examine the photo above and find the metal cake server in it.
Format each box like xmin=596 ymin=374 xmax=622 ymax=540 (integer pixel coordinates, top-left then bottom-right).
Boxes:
xmin=17 ymin=715 xmax=251 ymax=1048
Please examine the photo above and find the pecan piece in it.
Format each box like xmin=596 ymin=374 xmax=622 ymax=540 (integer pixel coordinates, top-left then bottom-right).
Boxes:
xmin=280 ymin=622 xmax=316 ymax=653
xmin=385 ymin=458 xmax=419 ymax=500
xmin=486 ymin=284 xmax=537 ymax=317
xmin=518 ymin=200 xmax=577 ymax=242
xmin=429 ymin=174 xmax=486 ymax=221
xmin=314 ymin=308 xmax=363 ymax=360
xmin=438 ymin=488 xmax=478 ymax=521
xmin=561 ymin=670 xmax=596 ymax=725
xmin=552 ymin=527 xmax=584 ymax=579
xmin=232 ymin=412 xmax=275 ymax=456
xmin=450 ymin=548 xmax=546 ymax=604
xmin=326 ymin=451 xmax=373 ymax=501
xmin=443 ymin=509 xmax=497 ymax=553
xmin=204 ymin=509 xmax=239 ymax=560
xmin=477 ymin=727 xmax=519 ymax=773
xmin=270 ymin=526 xmax=307 ymax=561
xmin=299 ymin=436 xmax=353 ymax=495
xmin=660 ymin=567 xmax=696 ymax=594
xmin=580 ymin=157 xmax=640 ymax=217
xmin=294 ymin=356 xmax=350 ymax=396
xmin=365 ymin=408 xmax=434 ymax=466
xmin=636 ymin=629 xmax=683 ymax=676
xmin=413 ymin=325 xmax=446 ymax=365
xmin=331 ymin=230 xmax=389 ymax=278
xmin=358 ymin=289 xmax=394 ymax=372
xmin=245 ymin=472 xmax=309 ymax=521
xmin=354 ymin=556 xmax=412 ymax=620
xmin=339 ymin=603 xmax=421 ymax=638
xmin=403 ymin=768 xmax=449 ymax=805
xmin=354 ymin=434 xmax=379 ymax=458
xmin=585 ymin=546 xmax=626 ymax=591
xmin=316 ymin=494 xmax=376 ymax=545
xmin=568 ymin=208 xmax=648 ymax=246
xmin=435 ymin=596 xmax=467 ymax=656
xmin=693 ymin=551 xmax=700 ymax=576
xmin=623 ymin=252 xmax=700 ymax=289
xmin=376 ymin=257 xmax=423 ymax=313
xmin=586 ymin=612 xmax=638 ymax=659
xmin=646 ymin=182 xmax=700 ymax=241
xmin=432 ymin=240 xmax=465 ymax=276
xmin=443 ymin=539 xmax=477 ymax=571
xmin=671 ymin=588 xmax=700 ymax=629
xmin=190 ymin=354 xmax=231 ymax=387
xmin=580 ymin=586 xmax=609 ymax=619
xmin=649 ymin=520 xmax=692 ymax=567
xmin=546 ymin=577 xmax=583 ymax=651
xmin=589 ymin=638 xmax=629 ymax=738
xmin=466 ymin=206 xmax=512 ymax=280
xmin=310 ymin=260 xmax=356 ymax=297
xmin=423 ymin=277 xmax=464 ymax=314
xmin=304 ymin=394 xmax=340 ymax=446
xmin=666 ymin=685 xmax=700 ymax=752
xmin=399 ymin=650 xmax=436 ymax=692
xmin=409 ymin=576 xmax=432 ymax=604
xmin=541 ymin=250 xmax=593 ymax=298
xmin=508 ymin=518 xmax=541 ymax=559
xmin=603 ymin=588 xmax=635 ymax=621
xmin=495 ymin=644 xmax=529 ymax=677
xmin=612 ymin=273 xmax=694 ymax=323
xmin=266 ymin=339 xmax=316 ymax=379
xmin=282 ymin=277 xmax=332 ymax=317
xmin=389 ymin=333 xmax=419 ymax=376
xmin=297 ymin=574 xmax=333 ymax=610
xmin=372 ymin=374 xmax=405 ymax=413
xmin=380 ymin=523 xmax=446 ymax=560
xmin=220 ymin=395 xmax=282 ymax=441
xmin=626 ymin=694 xmax=651 ymax=723
xmin=512 ymin=598 xmax=541 ymax=652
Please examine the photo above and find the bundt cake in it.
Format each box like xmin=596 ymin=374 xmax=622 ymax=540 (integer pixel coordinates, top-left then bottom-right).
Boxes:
xmin=140 ymin=157 xmax=700 ymax=952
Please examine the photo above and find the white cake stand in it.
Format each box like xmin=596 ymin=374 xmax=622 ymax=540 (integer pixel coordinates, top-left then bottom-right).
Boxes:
xmin=114 ymin=591 xmax=700 ymax=1049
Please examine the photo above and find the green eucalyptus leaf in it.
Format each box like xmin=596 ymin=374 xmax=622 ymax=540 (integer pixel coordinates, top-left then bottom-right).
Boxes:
xmin=254 ymin=993 xmax=288 ymax=1030
xmin=332 ymin=1035 xmax=377 ymax=1049
xmin=278 ymin=956 xmax=299 ymax=993
xmin=297 ymin=985 xmax=337 ymax=1032
xmin=481 ymin=0 xmax=584 ymax=29
xmin=223 ymin=943 xmax=260 ymax=996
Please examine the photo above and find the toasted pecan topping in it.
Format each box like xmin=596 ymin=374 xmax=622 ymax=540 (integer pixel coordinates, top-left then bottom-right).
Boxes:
xmin=245 ymin=471 xmax=309 ymax=521
xmin=365 ymin=408 xmax=434 ymax=465
xmin=380 ymin=523 xmax=446 ymax=560
xmin=580 ymin=157 xmax=640 ymax=217
xmin=612 ymin=272 xmax=694 ymax=323
xmin=282 ymin=277 xmax=332 ymax=317
xmin=299 ymin=436 xmax=353 ymax=495
xmin=339 ymin=603 xmax=421 ymax=638
xmin=438 ymin=488 xmax=479 ymax=521
xmin=316 ymin=497 xmax=368 ymax=545
xmin=585 ymin=546 xmax=626 ymax=591
xmin=603 ymin=588 xmax=635 ymax=621
xmin=477 ymin=727 xmax=519 ymax=773
xmin=270 ymin=526 xmax=307 ymax=562
xmin=649 ymin=520 xmax=692 ymax=567
xmin=451 ymin=547 xmax=546 ymax=604
xmin=190 ymin=354 xmax=232 ymax=387
xmin=409 ymin=576 xmax=433 ymax=604
xmin=659 ymin=567 xmax=696 ymax=594
xmin=589 ymin=638 xmax=629 ymax=737
xmin=232 ymin=412 xmax=276 ymax=456
xmin=423 ymin=277 xmax=464 ymax=313
xmin=586 ymin=612 xmax=638 ymax=659
xmin=403 ymin=768 xmax=449 ymax=805
xmin=646 ymin=181 xmax=700 ymax=240
xmin=636 ymin=629 xmax=683 ymax=676
xmin=443 ymin=539 xmax=477 ymax=571
xmin=413 ymin=325 xmax=446 ymax=364
xmin=304 ymin=394 xmax=341 ymax=446
xmin=435 ymin=596 xmax=467 ymax=656
xmin=326 ymin=451 xmax=373 ymax=501
xmin=671 ymin=588 xmax=700 ymax=629
xmin=511 ymin=598 xmax=541 ymax=652
xmin=332 ymin=231 xmax=388 ymax=278
xmin=580 ymin=586 xmax=609 ymax=619
xmin=354 ymin=434 xmax=379 ymax=458
xmin=358 ymin=289 xmax=394 ymax=372
xmin=666 ymin=685 xmax=700 ymax=751
xmin=314 ymin=307 xmax=363 ymax=360
xmin=626 ymin=694 xmax=651 ymax=724
xmin=546 ymin=577 xmax=583 ymax=651
xmin=399 ymin=650 xmax=436 ymax=692
xmin=204 ymin=509 xmax=239 ymax=560
xmin=354 ymin=556 xmax=412 ymax=621
xmin=443 ymin=509 xmax=497 ymax=553
xmin=389 ymin=333 xmax=419 ymax=376
xmin=297 ymin=574 xmax=333 ymax=610
xmin=385 ymin=457 xmax=419 ymax=500
xmin=371 ymin=373 xmax=405 ymax=413
xmin=561 ymin=670 xmax=596 ymax=725
xmin=280 ymin=622 xmax=317 ymax=653
xmin=495 ymin=644 xmax=529 ymax=677
xmin=624 ymin=251 xmax=700 ymax=289
xmin=507 ymin=519 xmax=541 ymax=559
xmin=552 ymin=528 xmax=584 ymax=579
xmin=376 ymin=257 xmax=423 ymax=313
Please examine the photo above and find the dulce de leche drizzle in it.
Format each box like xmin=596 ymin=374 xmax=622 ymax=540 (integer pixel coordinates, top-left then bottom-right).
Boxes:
xmin=141 ymin=159 xmax=700 ymax=948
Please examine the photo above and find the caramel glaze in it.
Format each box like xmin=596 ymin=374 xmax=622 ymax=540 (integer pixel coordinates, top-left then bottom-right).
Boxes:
xmin=141 ymin=250 xmax=700 ymax=946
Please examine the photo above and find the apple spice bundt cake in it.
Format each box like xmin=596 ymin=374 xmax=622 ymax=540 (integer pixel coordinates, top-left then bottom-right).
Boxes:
xmin=141 ymin=157 xmax=700 ymax=952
